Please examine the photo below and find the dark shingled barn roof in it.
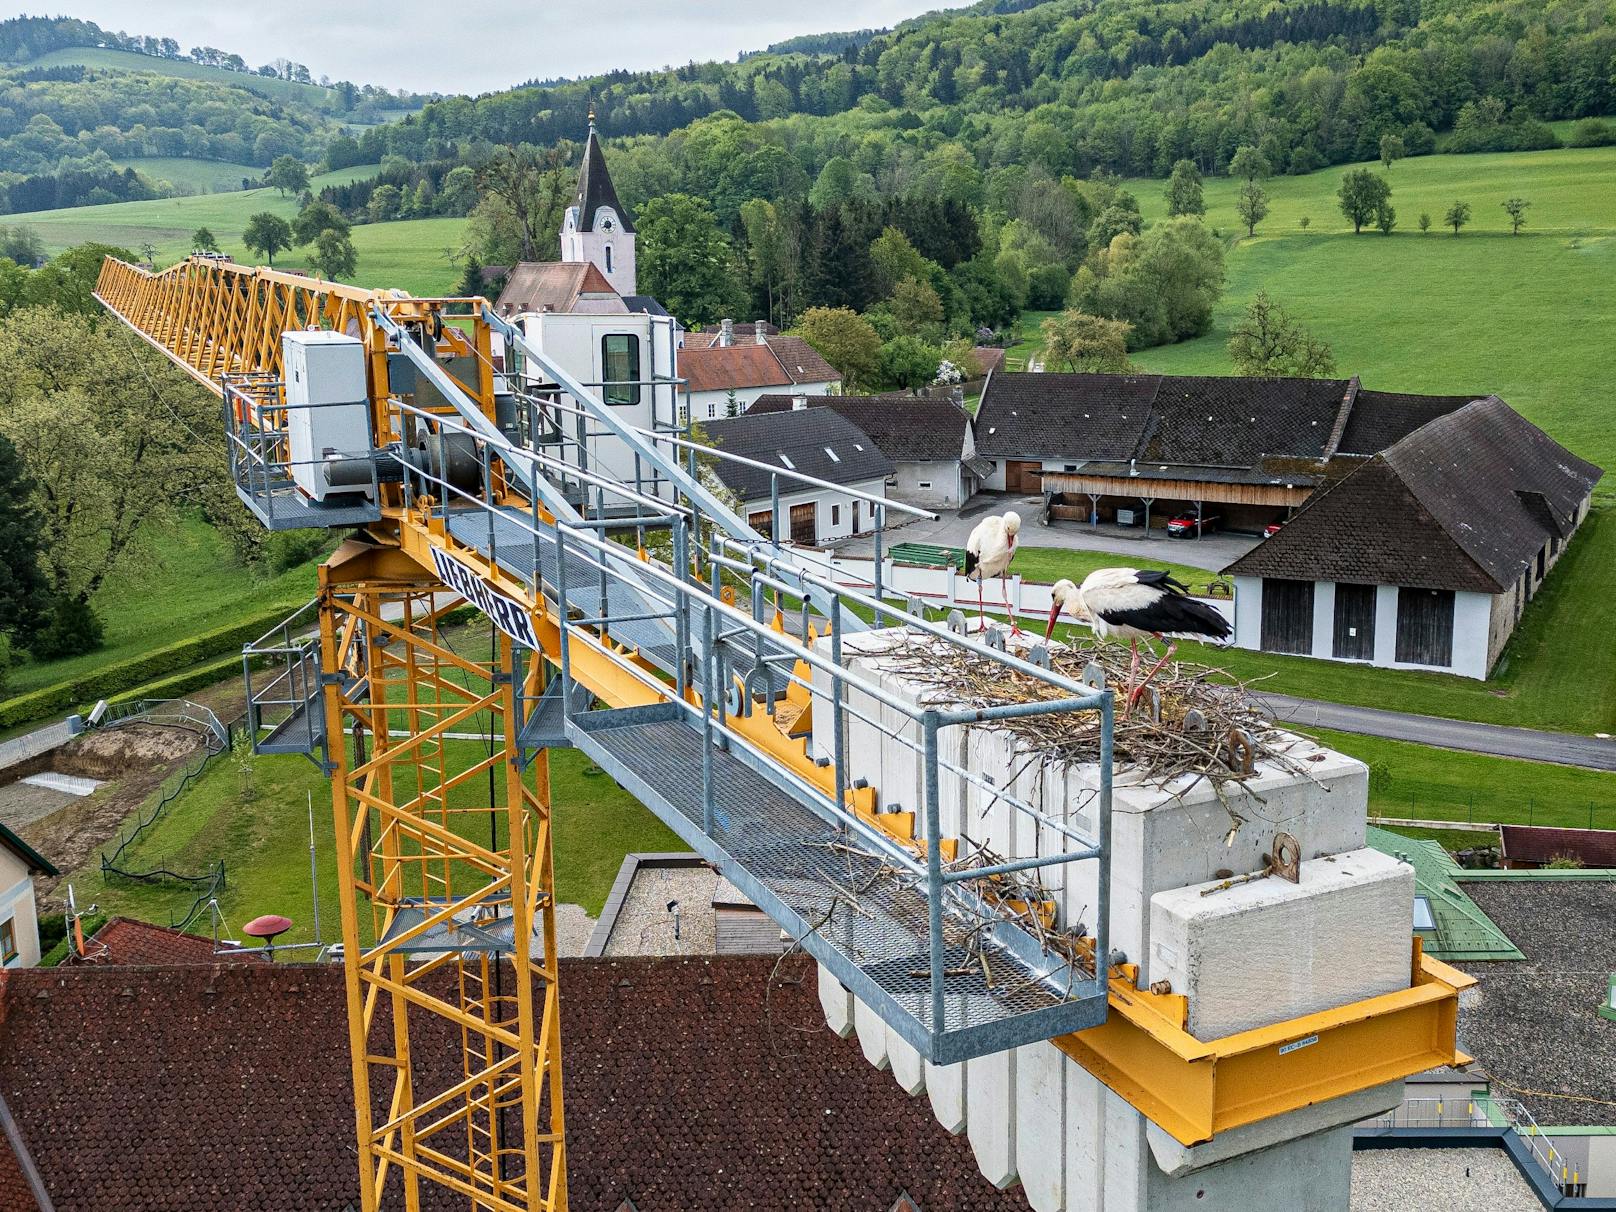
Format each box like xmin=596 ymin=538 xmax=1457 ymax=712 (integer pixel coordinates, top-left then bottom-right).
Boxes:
xmin=1226 ymin=397 xmax=1602 ymax=592
xmin=702 ymin=409 xmax=893 ymax=500
xmin=973 ymin=372 xmax=1479 ymax=471
xmin=1499 ymin=825 xmax=1616 ymax=868
xmin=574 ymin=125 xmax=634 ymax=233
xmin=0 ymin=957 xmax=1027 ymax=1211
xmin=1455 ymin=877 xmax=1616 ymax=1127
xmin=747 ymin=394 xmax=969 ymax=463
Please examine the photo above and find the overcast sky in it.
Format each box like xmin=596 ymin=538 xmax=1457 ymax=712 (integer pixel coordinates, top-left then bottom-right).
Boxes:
xmin=17 ymin=2 xmax=973 ymax=95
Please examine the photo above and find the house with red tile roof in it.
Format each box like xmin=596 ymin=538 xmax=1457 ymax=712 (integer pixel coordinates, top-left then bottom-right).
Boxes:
xmin=679 ymin=321 xmax=840 ymax=421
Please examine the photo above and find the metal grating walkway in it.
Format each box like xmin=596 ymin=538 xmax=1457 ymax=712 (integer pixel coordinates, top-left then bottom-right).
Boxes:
xmin=568 ymin=703 xmax=1108 ymax=1064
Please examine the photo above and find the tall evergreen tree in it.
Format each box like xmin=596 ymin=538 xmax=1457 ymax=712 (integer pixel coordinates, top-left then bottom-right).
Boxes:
xmin=0 ymin=431 xmax=51 ymax=645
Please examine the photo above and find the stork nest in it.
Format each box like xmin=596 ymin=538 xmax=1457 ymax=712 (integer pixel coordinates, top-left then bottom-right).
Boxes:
xmin=859 ymin=629 xmax=1310 ymax=799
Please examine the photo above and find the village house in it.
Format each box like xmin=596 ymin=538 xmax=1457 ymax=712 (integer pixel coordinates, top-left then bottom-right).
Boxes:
xmin=700 ymin=408 xmax=891 ymax=546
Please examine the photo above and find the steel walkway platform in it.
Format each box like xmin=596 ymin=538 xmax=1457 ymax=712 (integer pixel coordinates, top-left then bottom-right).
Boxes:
xmin=567 ymin=702 xmax=1109 ymax=1064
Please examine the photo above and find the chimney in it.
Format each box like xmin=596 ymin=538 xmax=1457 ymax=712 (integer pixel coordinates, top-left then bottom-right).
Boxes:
xmin=719 ymin=318 xmax=734 ymax=348
xmin=792 ymin=393 xmax=808 ymax=411
xmin=755 ymin=324 xmax=768 ymax=346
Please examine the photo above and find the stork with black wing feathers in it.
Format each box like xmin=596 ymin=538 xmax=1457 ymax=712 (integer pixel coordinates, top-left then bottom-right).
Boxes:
xmin=1045 ymin=567 xmax=1232 ymax=712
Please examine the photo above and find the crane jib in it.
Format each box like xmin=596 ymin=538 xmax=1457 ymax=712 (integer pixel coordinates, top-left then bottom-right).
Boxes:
xmin=429 ymin=545 xmax=540 ymax=650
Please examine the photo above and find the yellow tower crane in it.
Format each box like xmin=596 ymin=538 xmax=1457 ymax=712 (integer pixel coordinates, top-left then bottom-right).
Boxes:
xmin=94 ymin=254 xmax=1473 ymax=1212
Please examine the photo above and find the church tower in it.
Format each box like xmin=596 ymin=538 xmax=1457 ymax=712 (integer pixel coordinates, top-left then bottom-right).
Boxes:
xmin=559 ymin=108 xmax=636 ymax=296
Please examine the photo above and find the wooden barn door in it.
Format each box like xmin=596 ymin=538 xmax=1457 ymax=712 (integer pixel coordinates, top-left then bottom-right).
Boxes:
xmin=1260 ymin=579 xmax=1315 ymax=655
xmin=1395 ymin=588 xmax=1455 ymax=666
xmin=789 ymin=502 xmax=817 ymax=545
xmin=1332 ymin=584 xmax=1377 ymax=660
xmin=1007 ymin=461 xmax=1041 ymax=493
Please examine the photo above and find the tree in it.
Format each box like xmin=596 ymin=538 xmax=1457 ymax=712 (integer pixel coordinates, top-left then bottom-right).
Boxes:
xmin=1236 ymin=181 xmax=1269 ymax=237
xmin=190 ymin=226 xmax=218 ymax=252
xmin=292 ymin=199 xmax=349 ymax=246
xmin=1444 ymin=200 xmax=1472 ymax=235
xmin=311 ymin=227 xmax=358 ymax=279
xmin=1502 ymin=197 xmax=1531 ymax=235
xmin=0 ymin=431 xmax=51 ymax=646
xmin=875 ymin=335 xmax=943 ymax=392
xmin=889 ymin=275 xmax=944 ymax=338
xmin=242 ymin=212 xmax=293 ymax=265
xmin=1418 ymin=212 xmax=1431 ymax=234
xmin=795 ymin=306 xmax=881 ymax=390
xmin=1337 ymin=169 xmax=1391 ymax=234
xmin=1228 ymin=145 xmax=1271 ymax=182
xmin=475 ymin=143 xmax=571 ymax=263
xmin=1226 ymin=291 xmax=1336 ymax=379
xmin=367 ymin=183 xmax=402 ymax=224
xmin=266 ymin=154 xmax=309 ymax=197
xmin=869 ymin=226 xmax=932 ymax=298
xmin=453 ymin=254 xmax=485 ymax=299
xmin=1040 ymin=310 xmax=1133 ymax=373
xmin=636 ymin=193 xmax=745 ymax=328
xmin=1375 ymin=200 xmax=1396 ymax=236
xmin=1378 ymin=134 xmax=1405 ymax=171
xmin=1068 ymin=218 xmax=1224 ymax=349
xmin=1298 ymin=215 xmax=1310 ymax=231
xmin=1164 ymin=159 xmax=1204 ymax=217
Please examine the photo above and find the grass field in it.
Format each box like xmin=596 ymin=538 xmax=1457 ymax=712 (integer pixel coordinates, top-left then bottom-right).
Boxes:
xmin=121 ymin=157 xmax=261 ymax=193
xmin=1010 ymin=545 xmax=1222 ymax=593
xmin=1308 ymin=727 xmax=1616 ymax=831
xmin=1119 ymin=145 xmax=1616 ymax=472
xmin=70 ymin=739 xmax=681 ymax=947
xmin=5 ymin=164 xmax=465 ymax=297
xmin=3 ymin=515 xmax=319 ymax=697
xmin=23 ymin=46 xmax=348 ymax=110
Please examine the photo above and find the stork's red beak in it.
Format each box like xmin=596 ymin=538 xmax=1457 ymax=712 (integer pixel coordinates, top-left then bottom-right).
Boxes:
xmin=1044 ymin=601 xmax=1061 ymax=640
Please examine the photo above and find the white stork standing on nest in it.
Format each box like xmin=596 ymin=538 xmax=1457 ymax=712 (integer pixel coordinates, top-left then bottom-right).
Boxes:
xmin=964 ymin=510 xmax=1022 ymax=634
xmin=1045 ymin=568 xmax=1232 ymax=711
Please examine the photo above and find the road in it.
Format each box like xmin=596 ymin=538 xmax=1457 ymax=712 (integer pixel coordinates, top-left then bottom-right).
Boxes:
xmin=1257 ymin=693 xmax=1616 ymax=772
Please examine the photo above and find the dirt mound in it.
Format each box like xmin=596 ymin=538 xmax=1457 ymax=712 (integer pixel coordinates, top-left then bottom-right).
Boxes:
xmin=53 ymin=724 xmax=204 ymax=779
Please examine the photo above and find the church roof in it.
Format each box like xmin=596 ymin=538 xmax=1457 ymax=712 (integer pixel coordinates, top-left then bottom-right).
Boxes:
xmin=495 ymin=261 xmax=627 ymax=316
xmin=576 ymin=125 xmax=634 ymax=234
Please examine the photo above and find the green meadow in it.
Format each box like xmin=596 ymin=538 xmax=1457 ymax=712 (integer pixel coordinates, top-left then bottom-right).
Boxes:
xmin=24 ymin=46 xmax=347 ymax=109
xmin=120 ymin=157 xmax=261 ymax=193
xmin=5 ymin=164 xmax=467 ymax=297
xmin=1122 ymin=145 xmax=1616 ymax=471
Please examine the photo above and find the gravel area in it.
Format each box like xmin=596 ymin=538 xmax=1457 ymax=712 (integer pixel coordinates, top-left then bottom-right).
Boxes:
xmin=1351 ymin=1148 xmax=1542 ymax=1211
xmin=0 ymin=779 xmax=77 ymax=829
xmin=602 ymin=865 xmax=723 ymax=956
xmin=552 ymin=902 xmax=595 ymax=958
xmin=1457 ymin=878 xmax=1616 ymax=1125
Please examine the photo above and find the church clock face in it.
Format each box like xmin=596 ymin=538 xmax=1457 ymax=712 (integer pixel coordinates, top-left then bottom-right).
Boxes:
xmin=600 ymin=217 xmax=615 ymax=234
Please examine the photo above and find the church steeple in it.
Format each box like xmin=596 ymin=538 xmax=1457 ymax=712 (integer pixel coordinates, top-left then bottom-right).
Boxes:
xmin=560 ymin=109 xmax=636 ymax=294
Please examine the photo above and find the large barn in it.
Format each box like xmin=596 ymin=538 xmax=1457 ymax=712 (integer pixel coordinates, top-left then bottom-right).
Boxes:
xmin=1223 ymin=395 xmax=1600 ymax=679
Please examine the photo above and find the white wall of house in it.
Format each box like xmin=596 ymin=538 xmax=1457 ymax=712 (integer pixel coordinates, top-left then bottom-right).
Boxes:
xmin=890 ymin=459 xmax=964 ymax=510
xmin=976 ymin=456 xmax=1085 ymax=494
xmin=0 ymin=848 xmax=41 ymax=968
xmin=738 ymin=477 xmax=888 ymax=546
xmin=1231 ymin=577 xmax=1495 ymax=680
xmin=686 ymin=380 xmax=836 ymax=422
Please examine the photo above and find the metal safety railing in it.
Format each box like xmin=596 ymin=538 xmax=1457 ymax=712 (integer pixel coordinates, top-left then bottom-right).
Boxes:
xmin=241 ymin=599 xmax=326 ymax=757
xmin=1363 ymin=1096 xmax=1578 ymax=1192
xmin=98 ymin=698 xmax=229 ymax=751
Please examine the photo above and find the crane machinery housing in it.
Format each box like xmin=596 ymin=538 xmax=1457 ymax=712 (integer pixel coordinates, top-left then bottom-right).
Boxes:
xmin=92 ymin=253 xmax=1472 ymax=1212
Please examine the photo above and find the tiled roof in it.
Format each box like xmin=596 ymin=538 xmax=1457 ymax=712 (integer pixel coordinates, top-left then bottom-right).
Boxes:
xmin=1226 ymin=397 xmax=1602 ymax=591
xmin=747 ymin=394 xmax=968 ymax=463
xmin=1364 ymin=827 xmax=1521 ymax=961
xmin=575 ymin=127 xmax=635 ymax=233
xmin=86 ymin=916 xmax=267 ymax=966
xmin=971 ymin=346 xmax=1006 ymax=375
xmin=1499 ymin=825 xmax=1616 ymax=868
xmin=1335 ymin=388 xmax=1480 ymax=456
xmin=677 ymin=344 xmax=793 ymax=393
xmin=0 ymin=1091 xmax=46 ymax=1212
xmin=0 ymin=957 xmax=1029 ymax=1210
xmin=701 ymin=409 xmax=893 ymax=501
xmin=974 ymin=372 xmax=1157 ymax=460
xmin=495 ymin=261 xmax=625 ymax=316
xmin=766 ymin=335 xmax=841 ymax=386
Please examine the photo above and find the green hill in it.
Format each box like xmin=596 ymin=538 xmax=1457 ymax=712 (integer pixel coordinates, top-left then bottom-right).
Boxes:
xmin=116 ymin=157 xmax=261 ymax=194
xmin=1123 ymin=146 xmax=1616 ymax=472
xmin=25 ymin=46 xmax=343 ymax=109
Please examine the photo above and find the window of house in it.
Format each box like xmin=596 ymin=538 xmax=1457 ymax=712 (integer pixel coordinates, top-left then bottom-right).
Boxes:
xmin=778 ymin=453 xmax=796 ymax=470
xmin=831 ymin=504 xmax=841 ymax=526
xmin=1411 ymin=896 xmax=1436 ymax=931
xmin=918 ymin=481 xmax=932 ymax=490
xmin=824 ymin=447 xmax=841 ymax=463
xmin=0 ymin=918 xmax=16 ymax=964
xmin=605 ymin=244 xmax=614 ymax=274
xmin=601 ymin=334 xmax=641 ymax=405
xmin=706 ymin=402 xmax=716 ymax=419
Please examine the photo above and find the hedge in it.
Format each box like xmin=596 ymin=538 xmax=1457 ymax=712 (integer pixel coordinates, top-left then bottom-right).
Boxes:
xmin=0 ymin=604 xmax=302 ymax=730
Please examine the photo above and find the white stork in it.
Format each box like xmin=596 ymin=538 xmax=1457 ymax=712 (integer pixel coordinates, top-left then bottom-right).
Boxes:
xmin=1045 ymin=568 xmax=1232 ymax=711
xmin=964 ymin=510 xmax=1022 ymax=634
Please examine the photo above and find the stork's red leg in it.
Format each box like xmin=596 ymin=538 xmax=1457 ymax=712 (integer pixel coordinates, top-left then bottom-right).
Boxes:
xmin=1002 ymin=572 xmax=1021 ymax=635
xmin=1129 ymin=638 xmax=1179 ymax=712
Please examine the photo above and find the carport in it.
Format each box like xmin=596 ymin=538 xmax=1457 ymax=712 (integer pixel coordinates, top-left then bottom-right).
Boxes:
xmin=1039 ymin=465 xmax=1315 ymax=539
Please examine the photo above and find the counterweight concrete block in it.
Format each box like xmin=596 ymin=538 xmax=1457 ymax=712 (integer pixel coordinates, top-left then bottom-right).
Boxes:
xmin=817 ymin=963 xmax=853 ymax=1037
xmin=853 ymin=995 xmax=890 ymax=1071
xmin=966 ymin=1046 xmax=1019 ymax=1188
xmin=887 ymin=1021 xmax=926 ymax=1095
xmin=1015 ymin=1042 xmax=1067 ymax=1211
xmin=926 ymin=1058 xmax=967 ymax=1134
xmin=1147 ymin=847 xmax=1413 ymax=1040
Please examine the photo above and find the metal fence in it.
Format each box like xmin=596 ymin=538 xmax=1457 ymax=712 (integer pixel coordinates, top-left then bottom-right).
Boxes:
xmin=1364 ymin=1096 xmax=1581 ymax=1192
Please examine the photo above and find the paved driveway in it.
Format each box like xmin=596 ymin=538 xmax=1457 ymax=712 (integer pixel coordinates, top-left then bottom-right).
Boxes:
xmin=840 ymin=493 xmax=1261 ymax=574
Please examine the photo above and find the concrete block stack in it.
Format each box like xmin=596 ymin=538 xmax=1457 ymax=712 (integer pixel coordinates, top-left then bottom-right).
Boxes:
xmin=809 ymin=627 xmax=1413 ymax=1212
